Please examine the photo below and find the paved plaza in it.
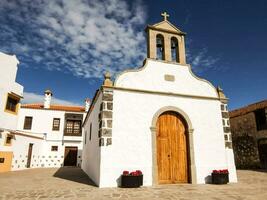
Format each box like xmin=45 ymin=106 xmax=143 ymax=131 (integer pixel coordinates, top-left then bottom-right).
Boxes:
xmin=0 ymin=167 xmax=266 ymax=200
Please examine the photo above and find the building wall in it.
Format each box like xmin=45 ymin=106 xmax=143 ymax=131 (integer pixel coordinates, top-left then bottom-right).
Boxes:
xmin=0 ymin=52 xmax=24 ymax=172
xmin=115 ymin=59 xmax=218 ymax=98
xmin=0 ymin=131 xmax=44 ymax=171
xmin=97 ymin=90 xmax=237 ymax=187
xmin=82 ymin=92 xmax=102 ymax=186
xmin=90 ymin=60 xmax=237 ymax=187
xmin=16 ymin=108 xmax=85 ymax=169
xmin=18 ymin=108 xmax=69 ymax=140
xmin=230 ymin=111 xmax=267 ymax=168
xmin=11 ymin=134 xmax=44 ymax=170
xmin=0 ymin=52 xmax=23 ymax=131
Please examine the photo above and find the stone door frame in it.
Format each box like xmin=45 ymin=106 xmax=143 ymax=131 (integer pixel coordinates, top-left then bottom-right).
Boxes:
xmin=150 ymin=106 xmax=197 ymax=185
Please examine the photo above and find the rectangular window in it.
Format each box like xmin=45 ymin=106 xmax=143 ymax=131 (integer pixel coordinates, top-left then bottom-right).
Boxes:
xmin=89 ymin=123 xmax=92 ymax=141
xmin=84 ymin=131 xmax=87 ymax=144
xmin=65 ymin=120 xmax=81 ymax=136
xmin=23 ymin=116 xmax=33 ymax=130
xmin=51 ymin=146 xmax=58 ymax=151
xmin=5 ymin=94 xmax=19 ymax=114
xmin=52 ymin=118 xmax=60 ymax=131
xmin=5 ymin=134 xmax=12 ymax=146
xmin=73 ymin=121 xmax=81 ymax=134
xmin=255 ymin=109 xmax=267 ymax=131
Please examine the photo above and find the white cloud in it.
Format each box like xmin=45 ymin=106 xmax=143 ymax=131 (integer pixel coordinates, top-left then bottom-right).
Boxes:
xmin=0 ymin=0 xmax=147 ymax=79
xmin=0 ymin=0 xmax=221 ymax=78
xmin=187 ymin=47 xmax=220 ymax=73
xmin=22 ymin=92 xmax=81 ymax=106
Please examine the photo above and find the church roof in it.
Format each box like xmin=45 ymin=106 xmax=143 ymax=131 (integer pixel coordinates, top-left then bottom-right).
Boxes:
xmin=21 ymin=103 xmax=85 ymax=112
xmin=229 ymin=100 xmax=267 ymax=118
xmin=146 ymin=20 xmax=186 ymax=35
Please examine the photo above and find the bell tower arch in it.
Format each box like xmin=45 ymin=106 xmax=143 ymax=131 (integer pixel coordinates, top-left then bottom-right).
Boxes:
xmin=146 ymin=12 xmax=187 ymax=65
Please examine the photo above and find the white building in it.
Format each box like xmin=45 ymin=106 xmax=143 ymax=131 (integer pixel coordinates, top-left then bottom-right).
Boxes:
xmin=82 ymin=13 xmax=237 ymax=187
xmin=15 ymin=90 xmax=88 ymax=170
xmin=0 ymin=52 xmax=24 ymax=172
xmin=0 ymin=51 xmax=88 ymax=172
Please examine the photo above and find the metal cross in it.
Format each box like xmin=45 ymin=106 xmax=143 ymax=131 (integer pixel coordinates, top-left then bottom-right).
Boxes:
xmin=161 ymin=11 xmax=170 ymax=21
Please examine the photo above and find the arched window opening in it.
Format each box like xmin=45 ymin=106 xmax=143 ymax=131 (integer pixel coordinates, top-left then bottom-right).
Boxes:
xmin=171 ymin=37 xmax=179 ymax=62
xmin=156 ymin=34 xmax=165 ymax=60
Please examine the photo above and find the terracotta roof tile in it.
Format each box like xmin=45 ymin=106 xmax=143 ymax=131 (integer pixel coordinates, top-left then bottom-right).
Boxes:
xmin=21 ymin=103 xmax=85 ymax=112
xmin=230 ymin=100 xmax=267 ymax=118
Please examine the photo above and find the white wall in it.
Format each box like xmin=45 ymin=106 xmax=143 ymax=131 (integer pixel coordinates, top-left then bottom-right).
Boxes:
xmin=82 ymin=92 xmax=102 ymax=186
xmin=96 ymin=59 xmax=237 ymax=187
xmin=0 ymin=131 xmax=45 ymax=171
xmin=0 ymin=131 xmax=14 ymax=152
xmin=11 ymin=134 xmax=44 ymax=170
xmin=0 ymin=52 xmax=23 ymax=131
xmin=115 ymin=59 xmax=218 ymax=98
xmin=17 ymin=108 xmax=86 ymax=168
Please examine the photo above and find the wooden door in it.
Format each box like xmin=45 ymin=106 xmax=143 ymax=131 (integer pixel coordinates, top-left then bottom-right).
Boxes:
xmin=0 ymin=151 xmax=13 ymax=172
xmin=258 ymin=139 xmax=267 ymax=169
xmin=64 ymin=147 xmax=78 ymax=166
xmin=26 ymin=143 xmax=33 ymax=168
xmin=157 ymin=111 xmax=188 ymax=184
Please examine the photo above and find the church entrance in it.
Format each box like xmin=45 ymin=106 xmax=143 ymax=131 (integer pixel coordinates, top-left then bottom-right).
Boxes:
xmin=156 ymin=111 xmax=189 ymax=184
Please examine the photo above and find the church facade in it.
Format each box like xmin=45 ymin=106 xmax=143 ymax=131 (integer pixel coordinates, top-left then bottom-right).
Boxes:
xmin=82 ymin=13 xmax=237 ymax=187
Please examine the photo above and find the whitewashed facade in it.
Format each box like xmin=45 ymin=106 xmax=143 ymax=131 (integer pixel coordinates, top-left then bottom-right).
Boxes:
xmin=15 ymin=95 xmax=87 ymax=170
xmin=0 ymin=51 xmax=88 ymax=172
xmin=0 ymin=52 xmax=23 ymax=131
xmin=0 ymin=52 xmax=24 ymax=172
xmin=82 ymin=15 xmax=237 ymax=187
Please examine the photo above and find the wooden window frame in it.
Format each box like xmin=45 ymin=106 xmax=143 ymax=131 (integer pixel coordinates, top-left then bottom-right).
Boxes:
xmin=64 ymin=120 xmax=82 ymax=136
xmin=52 ymin=118 xmax=60 ymax=131
xmin=4 ymin=93 xmax=20 ymax=115
xmin=51 ymin=146 xmax=58 ymax=151
xmin=23 ymin=116 xmax=33 ymax=130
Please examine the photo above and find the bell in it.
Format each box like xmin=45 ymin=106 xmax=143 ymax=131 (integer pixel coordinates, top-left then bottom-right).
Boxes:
xmin=171 ymin=41 xmax=178 ymax=49
xmin=157 ymin=42 xmax=163 ymax=48
xmin=156 ymin=38 xmax=163 ymax=47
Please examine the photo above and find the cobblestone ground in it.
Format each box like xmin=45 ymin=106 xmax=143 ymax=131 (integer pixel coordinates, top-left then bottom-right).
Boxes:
xmin=0 ymin=167 xmax=266 ymax=200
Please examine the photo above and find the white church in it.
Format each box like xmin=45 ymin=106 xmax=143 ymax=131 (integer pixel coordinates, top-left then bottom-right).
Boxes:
xmin=82 ymin=13 xmax=237 ymax=187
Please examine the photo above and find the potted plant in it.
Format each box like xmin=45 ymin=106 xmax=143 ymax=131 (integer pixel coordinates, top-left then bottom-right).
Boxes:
xmin=121 ymin=170 xmax=143 ymax=188
xmin=211 ymin=169 xmax=229 ymax=184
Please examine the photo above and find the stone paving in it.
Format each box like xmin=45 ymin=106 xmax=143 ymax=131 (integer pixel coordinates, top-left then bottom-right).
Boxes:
xmin=0 ymin=167 xmax=267 ymax=200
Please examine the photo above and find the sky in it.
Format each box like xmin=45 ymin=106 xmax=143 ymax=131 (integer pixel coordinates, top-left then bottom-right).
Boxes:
xmin=0 ymin=0 xmax=266 ymax=110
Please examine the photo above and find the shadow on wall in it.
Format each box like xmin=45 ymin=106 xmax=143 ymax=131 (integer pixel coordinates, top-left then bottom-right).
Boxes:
xmin=205 ymin=175 xmax=212 ymax=184
xmin=53 ymin=167 xmax=97 ymax=187
xmin=116 ymin=176 xmax=121 ymax=187
xmin=78 ymin=149 xmax=83 ymax=167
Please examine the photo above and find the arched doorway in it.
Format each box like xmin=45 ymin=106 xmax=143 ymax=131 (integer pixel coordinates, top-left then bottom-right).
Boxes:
xmin=156 ymin=111 xmax=189 ymax=184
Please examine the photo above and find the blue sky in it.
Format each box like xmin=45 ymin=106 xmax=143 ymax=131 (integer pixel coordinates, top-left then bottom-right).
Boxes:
xmin=0 ymin=0 xmax=266 ymax=110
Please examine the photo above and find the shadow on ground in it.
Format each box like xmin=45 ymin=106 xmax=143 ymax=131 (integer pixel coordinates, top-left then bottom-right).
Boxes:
xmin=247 ymin=169 xmax=267 ymax=173
xmin=53 ymin=167 xmax=97 ymax=186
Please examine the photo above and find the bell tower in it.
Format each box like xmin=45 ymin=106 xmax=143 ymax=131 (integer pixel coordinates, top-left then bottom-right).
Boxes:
xmin=146 ymin=12 xmax=187 ymax=65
